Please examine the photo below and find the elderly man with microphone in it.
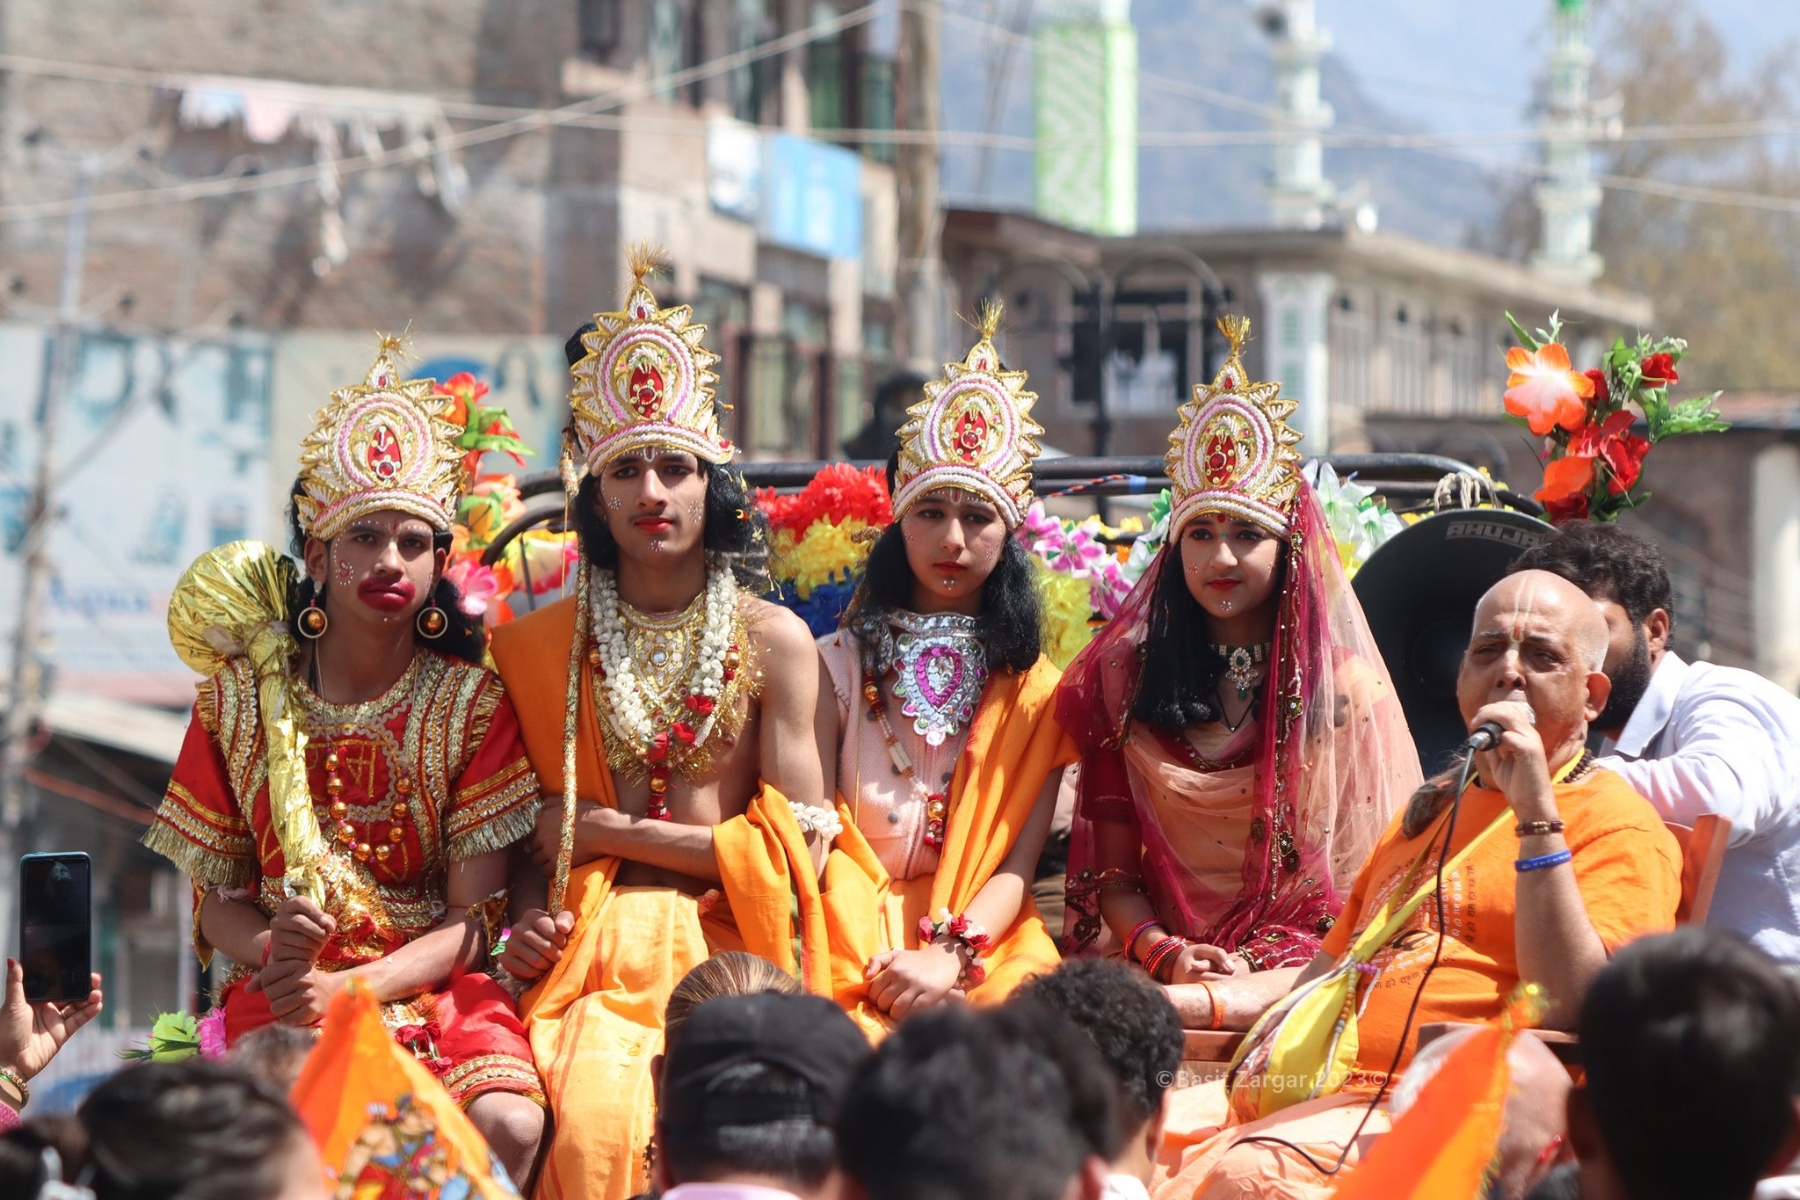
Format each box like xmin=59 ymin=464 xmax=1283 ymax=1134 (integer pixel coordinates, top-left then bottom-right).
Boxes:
xmin=1153 ymin=570 xmax=1685 ymax=1200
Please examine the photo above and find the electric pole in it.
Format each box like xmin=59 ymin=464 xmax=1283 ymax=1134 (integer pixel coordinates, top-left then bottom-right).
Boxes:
xmin=0 ymin=164 xmax=91 ymax=951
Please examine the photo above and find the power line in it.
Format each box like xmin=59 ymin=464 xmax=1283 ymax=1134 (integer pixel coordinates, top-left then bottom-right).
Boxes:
xmin=0 ymin=2 xmax=884 ymax=221
xmin=7 ymin=9 xmax=1800 ymax=219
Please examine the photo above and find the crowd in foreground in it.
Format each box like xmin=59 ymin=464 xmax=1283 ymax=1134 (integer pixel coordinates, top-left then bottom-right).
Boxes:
xmin=3 ymin=258 xmax=1799 ymax=1200
xmin=4 ymin=931 xmax=1800 ymax=1200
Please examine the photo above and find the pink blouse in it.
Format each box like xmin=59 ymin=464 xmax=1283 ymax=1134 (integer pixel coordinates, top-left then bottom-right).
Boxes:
xmin=819 ymin=630 xmax=977 ymax=882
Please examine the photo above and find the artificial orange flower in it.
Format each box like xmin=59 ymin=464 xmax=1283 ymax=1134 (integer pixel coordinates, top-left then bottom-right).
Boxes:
xmin=1504 ymin=344 xmax=1594 ymax=435
xmin=1535 ymin=453 xmax=1595 ymax=507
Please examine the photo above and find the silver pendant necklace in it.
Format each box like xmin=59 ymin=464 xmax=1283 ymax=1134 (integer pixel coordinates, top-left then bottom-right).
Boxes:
xmin=879 ymin=611 xmax=989 ymax=747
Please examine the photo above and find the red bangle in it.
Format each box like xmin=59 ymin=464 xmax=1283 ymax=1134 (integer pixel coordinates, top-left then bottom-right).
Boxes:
xmin=1125 ymin=918 xmax=1163 ymax=963
xmin=1143 ymin=936 xmax=1188 ymax=983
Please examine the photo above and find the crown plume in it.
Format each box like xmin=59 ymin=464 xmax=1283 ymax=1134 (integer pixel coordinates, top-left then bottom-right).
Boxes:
xmin=626 ymin=241 xmax=672 ymax=286
xmin=1217 ymin=314 xmax=1251 ymax=358
xmin=976 ymin=298 xmax=1005 ymax=340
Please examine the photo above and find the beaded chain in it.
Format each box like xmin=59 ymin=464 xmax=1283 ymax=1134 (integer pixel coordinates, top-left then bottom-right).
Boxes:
xmin=861 ymin=670 xmax=953 ymax=850
xmin=318 ymin=740 xmax=412 ymax=866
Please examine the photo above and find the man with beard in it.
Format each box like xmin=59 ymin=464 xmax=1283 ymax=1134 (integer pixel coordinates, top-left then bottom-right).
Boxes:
xmin=1514 ymin=521 xmax=1800 ymax=964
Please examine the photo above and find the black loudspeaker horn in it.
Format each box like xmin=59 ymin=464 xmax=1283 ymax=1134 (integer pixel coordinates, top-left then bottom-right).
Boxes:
xmin=1351 ymin=509 xmax=1553 ymax=772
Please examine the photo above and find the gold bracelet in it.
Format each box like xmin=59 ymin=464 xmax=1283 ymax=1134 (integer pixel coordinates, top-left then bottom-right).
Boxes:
xmin=0 ymin=1065 xmax=29 ymax=1109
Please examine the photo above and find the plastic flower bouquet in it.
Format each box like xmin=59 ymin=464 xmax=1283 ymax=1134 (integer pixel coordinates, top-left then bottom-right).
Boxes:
xmin=1503 ymin=312 xmax=1728 ymax=524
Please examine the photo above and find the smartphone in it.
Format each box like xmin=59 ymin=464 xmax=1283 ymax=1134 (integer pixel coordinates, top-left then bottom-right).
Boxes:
xmin=19 ymin=852 xmax=92 ymax=1004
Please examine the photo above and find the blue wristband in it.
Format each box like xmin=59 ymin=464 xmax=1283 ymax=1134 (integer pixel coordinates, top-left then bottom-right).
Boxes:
xmin=1515 ymin=849 xmax=1573 ymax=873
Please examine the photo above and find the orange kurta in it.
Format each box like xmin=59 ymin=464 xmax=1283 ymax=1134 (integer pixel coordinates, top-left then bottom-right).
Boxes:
xmin=1153 ymin=767 xmax=1682 ymax=1200
xmin=815 ymin=648 xmax=1077 ymax=1037
xmin=489 ymin=596 xmax=826 ymax=1200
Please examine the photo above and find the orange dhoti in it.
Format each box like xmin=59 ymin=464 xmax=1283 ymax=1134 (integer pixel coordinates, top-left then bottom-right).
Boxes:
xmin=523 ymin=870 xmax=747 ymax=1200
xmin=492 ymin=599 xmax=830 ymax=1200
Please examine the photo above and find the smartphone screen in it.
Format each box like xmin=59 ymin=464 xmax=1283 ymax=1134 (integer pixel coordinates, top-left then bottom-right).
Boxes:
xmin=19 ymin=853 xmax=92 ymax=1004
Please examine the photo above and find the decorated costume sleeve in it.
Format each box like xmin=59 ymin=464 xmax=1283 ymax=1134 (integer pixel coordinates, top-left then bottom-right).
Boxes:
xmin=142 ymin=692 xmax=257 ymax=887
xmin=1076 ymin=745 xmax=1138 ymax=825
xmin=442 ymin=686 xmax=542 ymax=860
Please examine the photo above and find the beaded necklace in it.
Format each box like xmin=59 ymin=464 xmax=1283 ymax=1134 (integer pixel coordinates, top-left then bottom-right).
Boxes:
xmin=306 ymin=652 xmax=419 ymax=868
xmin=861 ymin=669 xmax=956 ymax=850
xmin=587 ymin=564 xmax=745 ymax=819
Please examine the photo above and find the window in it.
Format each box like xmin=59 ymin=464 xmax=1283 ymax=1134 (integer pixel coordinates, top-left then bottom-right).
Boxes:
xmin=578 ymin=0 xmax=620 ymax=61
xmin=732 ymin=0 xmax=779 ymax=125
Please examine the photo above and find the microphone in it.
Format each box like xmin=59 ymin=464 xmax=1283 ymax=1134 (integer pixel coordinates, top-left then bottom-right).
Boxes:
xmin=1464 ymin=722 xmax=1504 ymax=752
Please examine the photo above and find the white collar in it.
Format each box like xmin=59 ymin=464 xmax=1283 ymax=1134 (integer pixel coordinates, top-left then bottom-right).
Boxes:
xmin=1606 ymin=651 xmax=1691 ymax=759
xmin=1102 ymin=1175 xmax=1153 ymax=1200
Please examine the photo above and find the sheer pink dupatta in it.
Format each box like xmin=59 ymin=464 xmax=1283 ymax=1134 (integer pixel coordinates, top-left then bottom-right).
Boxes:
xmin=1058 ymin=485 xmax=1418 ymax=964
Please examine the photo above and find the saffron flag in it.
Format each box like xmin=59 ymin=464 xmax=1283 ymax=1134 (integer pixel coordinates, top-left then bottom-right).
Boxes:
xmin=1330 ymin=988 xmax=1544 ymax=1200
xmin=291 ymin=982 xmax=520 ymax=1199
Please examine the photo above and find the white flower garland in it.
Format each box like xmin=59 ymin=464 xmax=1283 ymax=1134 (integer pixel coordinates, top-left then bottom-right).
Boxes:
xmin=590 ymin=562 xmax=737 ymax=755
xmin=787 ymin=800 xmax=844 ymax=841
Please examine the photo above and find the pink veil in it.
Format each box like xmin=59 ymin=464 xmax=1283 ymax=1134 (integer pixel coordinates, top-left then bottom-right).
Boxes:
xmin=1058 ymin=483 xmax=1418 ymax=963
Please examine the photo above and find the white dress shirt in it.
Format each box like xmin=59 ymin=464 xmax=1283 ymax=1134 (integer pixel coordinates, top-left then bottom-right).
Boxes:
xmin=1597 ymin=652 xmax=1800 ymax=962
xmin=1103 ymin=1174 xmax=1153 ymax=1200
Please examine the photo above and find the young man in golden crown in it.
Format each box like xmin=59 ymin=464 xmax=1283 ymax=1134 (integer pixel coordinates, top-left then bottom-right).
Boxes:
xmin=489 ymin=252 xmax=829 ymax=1200
xmin=144 ymin=338 xmax=548 ymax=1186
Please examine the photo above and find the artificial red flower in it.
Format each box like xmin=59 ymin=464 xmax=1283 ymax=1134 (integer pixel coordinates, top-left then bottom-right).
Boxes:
xmin=947 ymin=914 xmax=970 ymax=937
xmin=1542 ymin=492 xmax=1590 ymax=524
xmin=672 ymin=721 xmax=697 ymax=745
xmin=1582 ymin=368 xmax=1610 ymax=407
xmin=1569 ymin=412 xmax=1651 ymax=495
xmin=685 ymin=694 xmax=716 ymax=715
xmin=648 ymin=732 xmax=670 ymax=762
xmin=1639 ymin=353 xmax=1679 ymax=387
xmin=1504 ymin=344 xmax=1595 ymax=435
xmin=756 ymin=464 xmax=893 ymax=534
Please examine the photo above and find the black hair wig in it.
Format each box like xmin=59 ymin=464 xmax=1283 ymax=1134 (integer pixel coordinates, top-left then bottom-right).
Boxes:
xmin=573 ymin=454 xmax=772 ymax=592
xmin=1130 ymin=541 xmax=1289 ymax=736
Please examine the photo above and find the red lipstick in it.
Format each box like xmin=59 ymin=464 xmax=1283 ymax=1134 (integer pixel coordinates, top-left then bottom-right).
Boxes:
xmin=358 ymin=577 xmax=416 ymax=612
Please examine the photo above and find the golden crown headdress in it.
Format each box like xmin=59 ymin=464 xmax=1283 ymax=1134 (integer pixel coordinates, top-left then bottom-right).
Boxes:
xmin=568 ymin=244 xmax=731 ymax=473
xmin=892 ymin=301 xmax=1043 ymax=529
xmin=293 ymin=335 xmax=467 ymax=541
xmin=1166 ymin=316 xmax=1304 ymax=537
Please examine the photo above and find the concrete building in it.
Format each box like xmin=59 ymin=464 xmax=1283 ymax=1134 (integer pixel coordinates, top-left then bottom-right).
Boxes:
xmin=0 ymin=0 xmax=901 ymax=458
xmin=0 ymin=0 xmax=902 ymax=1027
xmin=944 ymin=208 xmax=1650 ymax=458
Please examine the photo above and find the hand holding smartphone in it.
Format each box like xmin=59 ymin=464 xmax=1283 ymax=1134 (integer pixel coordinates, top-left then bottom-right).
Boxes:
xmin=19 ymin=852 xmax=93 ymax=1005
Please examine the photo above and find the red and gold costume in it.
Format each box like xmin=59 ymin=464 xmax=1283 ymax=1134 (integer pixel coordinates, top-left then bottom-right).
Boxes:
xmin=150 ymin=651 xmax=543 ymax=1104
xmin=145 ymin=339 xmax=545 ymax=1108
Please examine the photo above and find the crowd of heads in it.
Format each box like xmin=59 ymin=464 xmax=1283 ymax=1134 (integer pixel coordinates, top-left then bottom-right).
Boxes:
xmin=5 ymin=929 xmax=1800 ymax=1200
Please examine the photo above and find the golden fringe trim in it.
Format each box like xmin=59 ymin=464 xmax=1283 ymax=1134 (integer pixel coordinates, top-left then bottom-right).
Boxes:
xmin=443 ymin=797 xmax=540 ymax=863
xmin=194 ymin=675 xmax=223 ymax=740
xmin=461 ymin=674 xmax=504 ymax=766
xmin=441 ymin=1054 xmax=546 ymax=1109
xmin=140 ymin=821 xmax=255 ymax=888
